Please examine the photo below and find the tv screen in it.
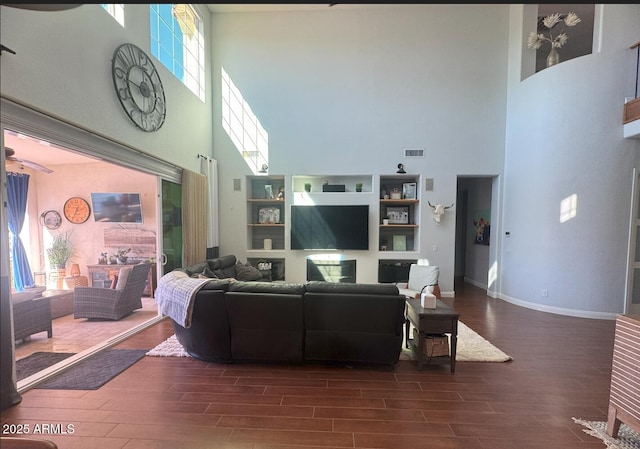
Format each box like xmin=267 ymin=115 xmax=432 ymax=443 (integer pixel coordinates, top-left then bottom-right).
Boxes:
xmin=291 ymin=205 xmax=369 ymax=250
xmin=91 ymin=192 xmax=143 ymax=223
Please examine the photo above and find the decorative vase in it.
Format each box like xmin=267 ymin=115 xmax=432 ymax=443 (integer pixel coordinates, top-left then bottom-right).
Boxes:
xmin=117 ymin=256 xmax=128 ymax=265
xmin=50 ymin=265 xmax=66 ymax=289
xmin=546 ymin=47 xmax=559 ymax=67
xmin=304 ymin=185 xmax=311 ymax=193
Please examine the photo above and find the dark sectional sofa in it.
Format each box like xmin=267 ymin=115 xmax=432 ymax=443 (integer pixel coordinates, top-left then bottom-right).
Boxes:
xmin=170 ymin=257 xmax=407 ymax=367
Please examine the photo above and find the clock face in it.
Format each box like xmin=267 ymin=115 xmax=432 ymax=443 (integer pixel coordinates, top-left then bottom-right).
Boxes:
xmin=112 ymin=43 xmax=166 ymax=132
xmin=64 ymin=197 xmax=91 ymax=224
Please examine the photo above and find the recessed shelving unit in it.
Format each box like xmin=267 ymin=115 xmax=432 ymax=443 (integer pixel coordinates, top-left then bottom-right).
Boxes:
xmin=246 ymin=175 xmax=285 ymax=250
xmin=379 ymin=175 xmax=420 ymax=252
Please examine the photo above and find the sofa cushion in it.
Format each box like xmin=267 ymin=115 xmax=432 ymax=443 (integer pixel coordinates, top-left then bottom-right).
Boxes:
xmin=11 ymin=291 xmax=37 ymax=304
xmin=200 ymin=279 xmax=232 ymax=291
xmin=305 ymin=281 xmax=399 ymax=296
xmin=234 ymin=263 xmax=263 ymax=281
xmin=182 ymin=261 xmax=210 ymax=278
xmin=208 ymin=255 xmax=237 ymax=270
xmin=228 ymin=281 xmax=305 ymax=295
xmin=115 ymin=266 xmax=133 ymax=290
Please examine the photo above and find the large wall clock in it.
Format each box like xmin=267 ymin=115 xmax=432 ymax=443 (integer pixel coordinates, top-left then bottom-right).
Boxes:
xmin=112 ymin=43 xmax=166 ymax=132
xmin=63 ymin=197 xmax=91 ymax=224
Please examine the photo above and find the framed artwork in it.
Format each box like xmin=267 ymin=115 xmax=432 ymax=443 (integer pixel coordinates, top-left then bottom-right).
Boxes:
xmin=386 ymin=206 xmax=409 ymax=224
xmin=472 ymin=209 xmax=490 ymax=245
xmin=402 ymin=182 xmax=417 ymax=200
xmin=258 ymin=207 xmax=280 ymax=224
xmin=393 ymin=234 xmax=407 ymax=251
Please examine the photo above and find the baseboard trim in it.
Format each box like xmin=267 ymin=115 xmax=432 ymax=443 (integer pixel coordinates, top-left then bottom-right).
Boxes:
xmin=497 ymin=293 xmax=618 ymax=320
xmin=461 ymin=277 xmax=617 ymax=320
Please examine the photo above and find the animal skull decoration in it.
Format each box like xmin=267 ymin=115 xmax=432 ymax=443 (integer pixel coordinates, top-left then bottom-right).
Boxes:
xmin=428 ymin=201 xmax=454 ymax=224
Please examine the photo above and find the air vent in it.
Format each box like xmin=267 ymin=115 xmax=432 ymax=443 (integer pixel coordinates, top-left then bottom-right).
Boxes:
xmin=404 ymin=148 xmax=424 ymax=157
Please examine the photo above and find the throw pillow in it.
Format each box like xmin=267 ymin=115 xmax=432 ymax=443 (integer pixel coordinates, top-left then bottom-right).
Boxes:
xmin=110 ymin=275 xmax=119 ymax=289
xmin=214 ymin=269 xmax=228 ymax=279
xmin=202 ymin=267 xmax=217 ymax=278
xmin=234 ymin=262 xmax=263 ymax=281
xmin=115 ymin=266 xmax=133 ymax=290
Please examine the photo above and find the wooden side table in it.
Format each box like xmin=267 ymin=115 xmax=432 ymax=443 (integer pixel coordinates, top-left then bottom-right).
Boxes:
xmin=405 ymin=298 xmax=459 ymax=372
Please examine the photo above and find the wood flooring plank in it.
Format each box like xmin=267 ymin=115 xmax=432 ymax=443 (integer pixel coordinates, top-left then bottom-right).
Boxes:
xmin=2 ymin=282 xmax=617 ymax=448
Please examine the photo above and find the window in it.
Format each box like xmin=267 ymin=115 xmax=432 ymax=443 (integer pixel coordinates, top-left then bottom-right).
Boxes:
xmin=101 ymin=4 xmax=124 ymax=26
xmin=150 ymin=4 xmax=205 ymax=101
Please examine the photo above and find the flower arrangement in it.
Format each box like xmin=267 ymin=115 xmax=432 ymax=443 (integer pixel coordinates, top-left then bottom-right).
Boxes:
xmin=527 ymin=12 xmax=581 ymax=55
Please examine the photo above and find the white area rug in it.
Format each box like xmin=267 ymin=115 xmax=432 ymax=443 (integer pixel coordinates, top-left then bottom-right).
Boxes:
xmin=147 ymin=335 xmax=191 ymax=357
xmin=147 ymin=322 xmax=512 ymax=363
xmin=454 ymin=321 xmax=512 ymax=362
xmin=573 ymin=418 xmax=640 ymax=449
xmin=400 ymin=321 xmax=512 ymax=362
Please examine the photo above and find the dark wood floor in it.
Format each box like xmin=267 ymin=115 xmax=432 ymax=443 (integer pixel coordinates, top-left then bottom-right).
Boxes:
xmin=1 ymin=282 xmax=616 ymax=448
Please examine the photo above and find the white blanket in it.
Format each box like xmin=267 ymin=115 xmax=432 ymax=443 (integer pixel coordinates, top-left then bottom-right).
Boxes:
xmin=155 ymin=271 xmax=212 ymax=328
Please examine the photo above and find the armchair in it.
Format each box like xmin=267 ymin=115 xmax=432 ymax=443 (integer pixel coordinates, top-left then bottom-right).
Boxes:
xmin=74 ymin=263 xmax=151 ymax=320
xmin=395 ymin=264 xmax=441 ymax=299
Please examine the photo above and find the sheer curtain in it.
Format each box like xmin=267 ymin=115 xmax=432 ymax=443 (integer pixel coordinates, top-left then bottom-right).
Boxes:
xmin=6 ymin=172 xmax=34 ymax=291
xmin=200 ymin=155 xmax=219 ymax=259
xmin=181 ymin=169 xmax=207 ymax=266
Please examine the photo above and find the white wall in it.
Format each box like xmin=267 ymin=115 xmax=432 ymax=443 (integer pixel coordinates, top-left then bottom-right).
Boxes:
xmin=0 ymin=5 xmax=213 ymax=174
xmin=211 ymin=5 xmax=509 ymax=291
xmin=2 ymin=4 xmax=639 ymax=316
xmin=503 ymin=4 xmax=640 ymax=316
xmin=16 ymin=161 xmax=156 ymax=285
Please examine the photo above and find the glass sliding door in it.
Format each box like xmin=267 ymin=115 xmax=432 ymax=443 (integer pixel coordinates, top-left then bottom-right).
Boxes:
xmin=161 ymin=179 xmax=183 ymax=274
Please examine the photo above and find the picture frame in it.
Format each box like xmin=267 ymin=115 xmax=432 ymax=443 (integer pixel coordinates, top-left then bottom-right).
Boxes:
xmin=258 ymin=207 xmax=280 ymax=224
xmin=393 ymin=234 xmax=407 ymax=251
xmin=386 ymin=206 xmax=409 ymax=224
xmin=402 ymin=182 xmax=417 ymax=200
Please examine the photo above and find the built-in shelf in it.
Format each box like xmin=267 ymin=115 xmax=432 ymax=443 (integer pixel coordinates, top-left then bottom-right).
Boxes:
xmin=379 ymin=174 xmax=420 ymax=252
xmin=246 ymin=175 xmax=285 ymax=250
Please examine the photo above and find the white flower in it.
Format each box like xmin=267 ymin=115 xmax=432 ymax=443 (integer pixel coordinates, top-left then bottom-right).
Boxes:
xmin=527 ymin=32 xmax=543 ymax=49
xmin=554 ymin=33 xmax=569 ymax=48
xmin=564 ymin=12 xmax=581 ymax=27
xmin=543 ymin=13 xmax=562 ymax=29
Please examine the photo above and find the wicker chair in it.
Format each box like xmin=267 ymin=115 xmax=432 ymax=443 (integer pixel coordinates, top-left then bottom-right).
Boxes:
xmin=12 ymin=293 xmax=52 ymax=341
xmin=73 ymin=263 xmax=151 ymax=320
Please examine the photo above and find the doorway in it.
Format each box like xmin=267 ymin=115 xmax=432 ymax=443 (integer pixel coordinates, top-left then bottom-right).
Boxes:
xmin=454 ymin=176 xmax=498 ymax=295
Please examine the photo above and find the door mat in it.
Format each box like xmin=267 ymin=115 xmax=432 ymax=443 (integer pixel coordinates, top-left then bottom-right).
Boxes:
xmin=573 ymin=418 xmax=640 ymax=449
xmin=16 ymin=352 xmax=76 ymax=381
xmin=35 ymin=349 xmax=147 ymax=390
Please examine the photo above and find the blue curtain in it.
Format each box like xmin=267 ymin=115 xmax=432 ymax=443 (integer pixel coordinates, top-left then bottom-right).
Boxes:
xmin=7 ymin=172 xmax=34 ymax=291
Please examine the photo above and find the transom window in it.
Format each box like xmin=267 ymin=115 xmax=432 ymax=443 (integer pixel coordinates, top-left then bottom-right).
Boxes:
xmin=100 ymin=4 xmax=124 ymax=26
xmin=150 ymin=4 xmax=205 ymax=101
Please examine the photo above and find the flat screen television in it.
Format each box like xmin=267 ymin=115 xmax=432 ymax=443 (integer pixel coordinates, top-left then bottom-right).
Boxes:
xmin=91 ymin=192 xmax=143 ymax=223
xmin=291 ymin=205 xmax=369 ymax=250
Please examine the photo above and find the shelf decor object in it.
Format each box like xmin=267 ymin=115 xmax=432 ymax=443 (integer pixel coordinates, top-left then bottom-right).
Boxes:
xmin=387 ymin=206 xmax=409 ymax=224
xmin=393 ymin=235 xmax=407 ymax=251
xmin=527 ymin=12 xmax=582 ymax=68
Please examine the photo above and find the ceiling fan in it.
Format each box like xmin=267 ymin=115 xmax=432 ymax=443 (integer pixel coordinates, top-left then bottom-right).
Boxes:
xmin=4 ymin=147 xmax=53 ymax=173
